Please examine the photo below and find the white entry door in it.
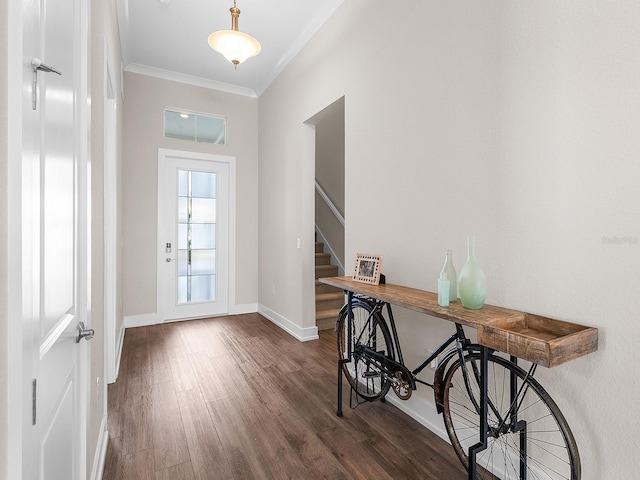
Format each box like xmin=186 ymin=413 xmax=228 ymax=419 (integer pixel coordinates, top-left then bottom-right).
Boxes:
xmin=17 ymin=0 xmax=90 ymax=478
xmin=158 ymin=150 xmax=233 ymax=321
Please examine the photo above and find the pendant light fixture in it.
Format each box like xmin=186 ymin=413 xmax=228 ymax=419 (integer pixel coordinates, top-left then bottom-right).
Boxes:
xmin=207 ymin=0 xmax=261 ymax=69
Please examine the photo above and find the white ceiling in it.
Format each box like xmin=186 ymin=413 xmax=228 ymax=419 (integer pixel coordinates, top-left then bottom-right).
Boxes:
xmin=116 ymin=0 xmax=344 ymax=98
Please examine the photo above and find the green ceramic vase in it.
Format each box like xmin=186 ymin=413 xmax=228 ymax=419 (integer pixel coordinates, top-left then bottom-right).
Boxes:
xmin=458 ymin=236 xmax=486 ymax=309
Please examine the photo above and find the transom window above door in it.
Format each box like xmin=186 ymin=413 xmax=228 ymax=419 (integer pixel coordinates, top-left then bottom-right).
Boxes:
xmin=164 ymin=108 xmax=226 ymax=145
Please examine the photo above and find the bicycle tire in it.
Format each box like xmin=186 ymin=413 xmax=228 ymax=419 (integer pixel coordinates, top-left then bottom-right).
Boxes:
xmin=336 ymin=298 xmax=394 ymax=401
xmin=441 ymin=352 xmax=581 ymax=480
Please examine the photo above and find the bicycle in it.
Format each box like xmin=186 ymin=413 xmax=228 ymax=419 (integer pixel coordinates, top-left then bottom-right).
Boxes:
xmin=335 ymin=294 xmax=581 ymax=480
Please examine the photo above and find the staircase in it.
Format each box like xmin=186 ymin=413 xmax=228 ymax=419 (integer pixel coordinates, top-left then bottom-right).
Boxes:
xmin=315 ymin=239 xmax=344 ymax=330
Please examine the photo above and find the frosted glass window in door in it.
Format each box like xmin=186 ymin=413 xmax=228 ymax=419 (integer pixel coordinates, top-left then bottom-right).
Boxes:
xmin=177 ymin=169 xmax=217 ymax=304
xmin=191 ymin=198 xmax=216 ymax=223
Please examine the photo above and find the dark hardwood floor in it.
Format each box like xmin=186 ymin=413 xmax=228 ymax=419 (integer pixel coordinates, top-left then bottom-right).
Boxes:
xmin=102 ymin=313 xmax=467 ymax=479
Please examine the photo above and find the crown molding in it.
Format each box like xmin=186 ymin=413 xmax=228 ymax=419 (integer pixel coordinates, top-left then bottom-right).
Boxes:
xmin=254 ymin=0 xmax=344 ymax=96
xmin=124 ymin=63 xmax=258 ymax=98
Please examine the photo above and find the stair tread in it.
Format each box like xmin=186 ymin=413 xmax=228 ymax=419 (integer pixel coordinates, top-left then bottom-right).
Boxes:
xmin=316 ymin=292 xmax=344 ymax=301
xmin=314 ymin=237 xmax=342 ymax=328
xmin=315 ymin=252 xmax=332 ymax=266
xmin=315 ymin=308 xmax=342 ymax=320
xmin=315 ymin=264 xmax=338 ymax=271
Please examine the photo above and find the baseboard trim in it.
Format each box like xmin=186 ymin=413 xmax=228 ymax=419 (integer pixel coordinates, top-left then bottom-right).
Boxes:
xmin=124 ymin=304 xmax=258 ymax=329
xmin=229 ymin=302 xmax=258 ymax=315
xmin=383 ymin=393 xmax=450 ymax=444
xmin=258 ymin=304 xmax=319 ymax=342
xmin=113 ymin=321 xmax=126 ymax=382
xmin=90 ymin=415 xmax=108 ymax=480
xmin=123 ymin=312 xmax=158 ymax=328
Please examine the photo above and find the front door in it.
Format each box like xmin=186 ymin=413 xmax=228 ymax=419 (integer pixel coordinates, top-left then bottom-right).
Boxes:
xmin=157 ymin=150 xmax=232 ymax=321
xmin=18 ymin=0 xmax=90 ymax=478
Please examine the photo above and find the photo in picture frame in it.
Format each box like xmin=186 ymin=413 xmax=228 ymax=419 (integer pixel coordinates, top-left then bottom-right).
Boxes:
xmin=352 ymin=253 xmax=383 ymax=285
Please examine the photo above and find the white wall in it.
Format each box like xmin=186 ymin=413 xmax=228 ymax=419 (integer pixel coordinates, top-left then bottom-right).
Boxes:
xmin=89 ymin=0 xmax=124 ymax=474
xmin=259 ymin=1 xmax=640 ymax=477
xmin=122 ymin=73 xmax=259 ymax=318
xmin=0 ymin=0 xmax=8 ymax=474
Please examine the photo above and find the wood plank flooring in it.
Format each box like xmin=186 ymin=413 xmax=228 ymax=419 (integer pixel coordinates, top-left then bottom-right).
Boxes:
xmin=102 ymin=313 xmax=467 ymax=479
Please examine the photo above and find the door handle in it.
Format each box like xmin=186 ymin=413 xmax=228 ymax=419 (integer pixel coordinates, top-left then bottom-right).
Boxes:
xmin=31 ymin=57 xmax=62 ymax=110
xmin=166 ymin=258 xmax=175 ymax=262
xmin=76 ymin=322 xmax=95 ymax=343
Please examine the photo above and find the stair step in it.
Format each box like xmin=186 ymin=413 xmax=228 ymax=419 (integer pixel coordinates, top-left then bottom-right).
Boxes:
xmin=315 ymin=280 xmax=342 ymax=295
xmin=316 ymin=316 xmax=336 ymax=331
xmin=314 ymin=237 xmax=341 ymax=330
xmin=315 ymin=264 xmax=338 ymax=279
xmin=316 ymin=292 xmax=345 ymax=312
xmin=315 ymin=307 xmax=342 ymax=330
xmin=315 ymin=252 xmax=331 ymax=265
xmin=315 ymin=292 xmax=345 ymax=302
xmin=316 ymin=308 xmax=342 ymax=320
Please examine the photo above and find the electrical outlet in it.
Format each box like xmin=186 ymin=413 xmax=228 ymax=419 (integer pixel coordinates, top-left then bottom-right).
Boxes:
xmin=428 ymin=350 xmax=438 ymax=370
xmin=272 ymin=284 xmax=276 ymax=295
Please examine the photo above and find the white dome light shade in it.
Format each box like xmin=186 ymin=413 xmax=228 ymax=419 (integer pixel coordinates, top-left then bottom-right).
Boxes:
xmin=208 ymin=1 xmax=261 ymax=69
xmin=207 ymin=30 xmax=261 ymax=67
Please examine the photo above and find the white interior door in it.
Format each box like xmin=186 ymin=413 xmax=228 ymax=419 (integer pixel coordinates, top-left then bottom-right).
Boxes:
xmin=18 ymin=0 xmax=90 ymax=478
xmin=158 ymin=150 xmax=233 ymax=321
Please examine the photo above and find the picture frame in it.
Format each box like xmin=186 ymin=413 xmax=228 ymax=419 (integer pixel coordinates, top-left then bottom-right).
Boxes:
xmin=352 ymin=253 xmax=383 ymax=285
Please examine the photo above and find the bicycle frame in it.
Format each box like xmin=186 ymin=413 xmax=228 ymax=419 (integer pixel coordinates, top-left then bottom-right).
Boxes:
xmin=346 ymin=294 xmax=471 ymax=392
xmin=337 ymin=291 xmax=543 ymax=480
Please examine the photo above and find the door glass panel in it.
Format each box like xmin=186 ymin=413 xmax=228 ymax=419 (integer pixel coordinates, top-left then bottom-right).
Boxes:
xmin=190 ymin=250 xmax=216 ymax=275
xmin=177 ymin=277 xmax=188 ymax=304
xmin=191 ymin=171 xmax=216 ymax=198
xmin=178 ymin=170 xmax=188 ymax=196
xmin=191 ymin=198 xmax=216 ymax=223
xmin=178 ymin=223 xmax=188 ymax=250
xmin=176 ymin=169 xmax=217 ymax=304
xmin=190 ymin=275 xmax=216 ymax=302
xmin=190 ymin=224 xmax=215 ymax=249
xmin=178 ymin=197 xmax=188 ymax=223
xmin=177 ymin=250 xmax=188 ymax=276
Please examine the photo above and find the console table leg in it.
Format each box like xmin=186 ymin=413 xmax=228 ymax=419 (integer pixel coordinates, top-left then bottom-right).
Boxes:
xmin=337 ymin=359 xmax=347 ymax=417
xmin=468 ymin=346 xmax=489 ymax=480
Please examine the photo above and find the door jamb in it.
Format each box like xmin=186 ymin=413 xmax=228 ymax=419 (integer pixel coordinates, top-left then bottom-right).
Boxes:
xmin=7 ymin=0 xmax=25 ymax=477
xmin=104 ymin=39 xmax=119 ymax=384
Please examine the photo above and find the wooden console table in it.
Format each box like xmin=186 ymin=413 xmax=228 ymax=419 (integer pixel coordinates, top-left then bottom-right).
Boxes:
xmin=320 ymin=276 xmax=598 ymax=480
xmin=320 ymin=276 xmax=598 ymax=367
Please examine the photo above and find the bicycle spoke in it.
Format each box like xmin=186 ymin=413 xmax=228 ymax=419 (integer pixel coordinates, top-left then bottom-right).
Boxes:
xmin=441 ymin=353 xmax=579 ymax=480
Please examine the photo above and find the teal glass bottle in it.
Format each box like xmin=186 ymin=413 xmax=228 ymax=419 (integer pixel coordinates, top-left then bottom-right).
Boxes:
xmin=458 ymin=236 xmax=486 ymax=309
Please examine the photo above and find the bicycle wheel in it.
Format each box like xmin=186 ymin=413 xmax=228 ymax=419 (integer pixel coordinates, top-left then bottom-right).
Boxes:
xmin=441 ymin=352 xmax=580 ymax=480
xmin=336 ymin=298 xmax=394 ymax=401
